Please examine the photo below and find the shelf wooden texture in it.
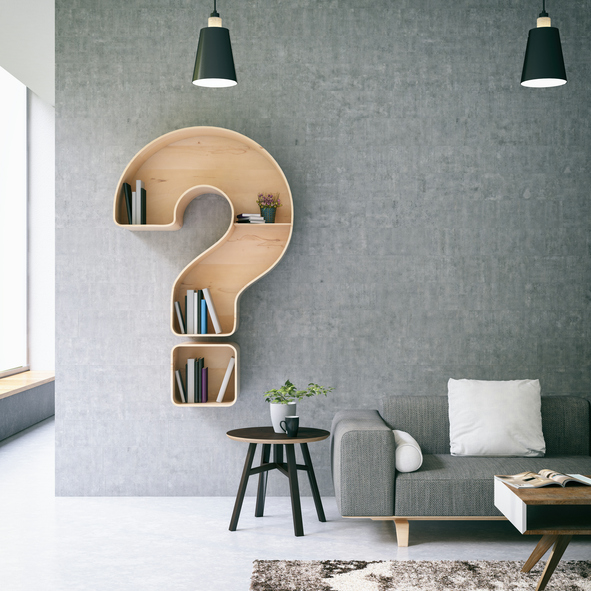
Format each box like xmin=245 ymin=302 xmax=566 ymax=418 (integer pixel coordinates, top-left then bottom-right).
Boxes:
xmin=171 ymin=342 xmax=239 ymax=407
xmin=114 ymin=127 xmax=292 ymax=406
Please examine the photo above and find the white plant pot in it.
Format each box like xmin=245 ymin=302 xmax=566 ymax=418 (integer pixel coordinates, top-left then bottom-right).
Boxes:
xmin=270 ymin=402 xmax=297 ymax=434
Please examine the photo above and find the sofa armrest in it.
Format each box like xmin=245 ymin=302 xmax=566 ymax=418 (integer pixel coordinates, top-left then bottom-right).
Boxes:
xmin=331 ymin=409 xmax=396 ymax=517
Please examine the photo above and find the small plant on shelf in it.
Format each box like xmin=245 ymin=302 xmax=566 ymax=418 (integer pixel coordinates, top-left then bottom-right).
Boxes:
xmin=256 ymin=192 xmax=282 ymax=223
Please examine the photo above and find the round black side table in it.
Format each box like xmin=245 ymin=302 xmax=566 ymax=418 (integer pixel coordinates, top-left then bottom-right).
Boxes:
xmin=226 ymin=426 xmax=330 ymax=537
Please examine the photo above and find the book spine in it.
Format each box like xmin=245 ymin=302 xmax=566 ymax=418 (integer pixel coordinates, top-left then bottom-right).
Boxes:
xmin=197 ymin=357 xmax=204 ymax=403
xmin=194 ymin=291 xmax=199 ymax=334
xmin=187 ymin=358 xmax=195 ymax=404
xmin=201 ymin=366 xmax=208 ymax=403
xmin=123 ymin=183 xmax=133 ymax=224
xmin=175 ymin=369 xmax=186 ymax=403
xmin=132 ymin=191 xmax=137 ymax=224
xmin=202 ymin=288 xmax=222 ymax=334
xmin=140 ymin=187 xmax=147 ymax=224
xmin=200 ymin=297 xmax=208 ymax=334
xmin=174 ymin=301 xmax=186 ymax=334
xmin=216 ymin=356 xmax=235 ymax=403
xmin=186 ymin=290 xmax=195 ymax=335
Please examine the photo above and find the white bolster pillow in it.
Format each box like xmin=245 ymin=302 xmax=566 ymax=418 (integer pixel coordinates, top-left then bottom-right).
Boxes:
xmin=393 ymin=430 xmax=423 ymax=473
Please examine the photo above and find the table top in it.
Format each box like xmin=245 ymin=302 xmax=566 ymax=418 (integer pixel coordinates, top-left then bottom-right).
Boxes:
xmin=499 ymin=480 xmax=591 ymax=506
xmin=226 ymin=426 xmax=330 ymax=444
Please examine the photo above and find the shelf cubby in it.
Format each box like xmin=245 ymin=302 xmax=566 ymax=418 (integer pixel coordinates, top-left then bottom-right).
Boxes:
xmin=171 ymin=342 xmax=239 ymax=407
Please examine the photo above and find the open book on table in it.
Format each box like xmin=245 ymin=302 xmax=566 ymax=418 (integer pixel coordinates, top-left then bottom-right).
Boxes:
xmin=495 ymin=470 xmax=591 ymax=489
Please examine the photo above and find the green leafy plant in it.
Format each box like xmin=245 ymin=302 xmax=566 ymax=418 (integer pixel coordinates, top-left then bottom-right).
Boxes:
xmin=264 ymin=380 xmax=334 ymax=404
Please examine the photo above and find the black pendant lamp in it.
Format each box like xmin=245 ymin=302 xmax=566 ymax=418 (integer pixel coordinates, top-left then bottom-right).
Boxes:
xmin=192 ymin=0 xmax=237 ymax=88
xmin=521 ymin=0 xmax=566 ymax=88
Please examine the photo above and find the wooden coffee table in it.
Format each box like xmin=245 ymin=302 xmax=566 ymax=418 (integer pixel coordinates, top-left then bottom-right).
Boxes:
xmin=226 ymin=426 xmax=330 ymax=536
xmin=494 ymin=477 xmax=591 ymax=591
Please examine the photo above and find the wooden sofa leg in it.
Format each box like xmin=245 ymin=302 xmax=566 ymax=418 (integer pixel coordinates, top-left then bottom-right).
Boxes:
xmin=394 ymin=518 xmax=409 ymax=547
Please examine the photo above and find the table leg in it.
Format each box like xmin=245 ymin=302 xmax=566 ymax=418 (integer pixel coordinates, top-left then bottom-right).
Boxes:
xmin=300 ymin=442 xmax=326 ymax=522
xmin=255 ymin=444 xmax=271 ymax=517
xmin=229 ymin=442 xmax=257 ymax=532
xmin=273 ymin=444 xmax=283 ymax=464
xmin=535 ymin=535 xmax=572 ymax=591
xmin=522 ymin=534 xmax=559 ymax=572
xmin=285 ymin=444 xmax=304 ymax=536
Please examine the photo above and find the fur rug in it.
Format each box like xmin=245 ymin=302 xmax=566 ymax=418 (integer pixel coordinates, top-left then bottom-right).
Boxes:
xmin=250 ymin=560 xmax=591 ymax=590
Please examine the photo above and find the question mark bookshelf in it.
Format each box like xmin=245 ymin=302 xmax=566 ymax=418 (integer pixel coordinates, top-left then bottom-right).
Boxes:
xmin=113 ymin=127 xmax=293 ymax=406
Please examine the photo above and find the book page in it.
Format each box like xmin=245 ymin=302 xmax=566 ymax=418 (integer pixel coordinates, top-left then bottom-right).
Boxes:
xmin=495 ymin=471 xmax=555 ymax=488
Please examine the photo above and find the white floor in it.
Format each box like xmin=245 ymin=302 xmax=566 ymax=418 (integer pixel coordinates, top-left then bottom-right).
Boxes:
xmin=1 ymin=419 xmax=590 ymax=591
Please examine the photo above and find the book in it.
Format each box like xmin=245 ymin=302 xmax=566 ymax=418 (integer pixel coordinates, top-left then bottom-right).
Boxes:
xmin=495 ymin=470 xmax=591 ymax=489
xmin=175 ymin=369 xmax=186 ymax=403
xmin=194 ymin=290 xmax=199 ymax=334
xmin=122 ymin=182 xmax=133 ymax=224
xmin=200 ymin=297 xmax=208 ymax=334
xmin=201 ymin=366 xmax=208 ymax=403
xmin=132 ymin=191 xmax=138 ymax=224
xmin=197 ymin=290 xmax=204 ymax=334
xmin=197 ymin=357 xmax=204 ymax=403
xmin=136 ymin=180 xmax=146 ymax=225
xmin=187 ymin=358 xmax=196 ymax=403
xmin=202 ymin=288 xmax=222 ymax=334
xmin=236 ymin=218 xmax=265 ymax=224
xmin=174 ymin=301 xmax=186 ymax=334
xmin=216 ymin=356 xmax=235 ymax=403
xmin=186 ymin=290 xmax=195 ymax=335
xmin=237 ymin=213 xmax=264 ymax=219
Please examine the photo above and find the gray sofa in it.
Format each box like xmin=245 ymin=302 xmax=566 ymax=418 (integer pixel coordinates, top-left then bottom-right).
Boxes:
xmin=331 ymin=396 xmax=591 ymax=546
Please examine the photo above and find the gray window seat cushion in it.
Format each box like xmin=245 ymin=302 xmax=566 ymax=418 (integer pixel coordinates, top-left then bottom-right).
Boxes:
xmin=395 ymin=454 xmax=591 ymax=517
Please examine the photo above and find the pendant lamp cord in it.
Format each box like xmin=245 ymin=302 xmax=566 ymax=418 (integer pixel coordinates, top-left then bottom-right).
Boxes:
xmin=540 ymin=0 xmax=548 ymax=17
xmin=211 ymin=0 xmax=219 ymax=18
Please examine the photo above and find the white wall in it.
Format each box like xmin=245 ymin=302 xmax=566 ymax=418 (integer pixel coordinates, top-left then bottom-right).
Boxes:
xmin=0 ymin=0 xmax=54 ymax=105
xmin=28 ymin=90 xmax=55 ymax=371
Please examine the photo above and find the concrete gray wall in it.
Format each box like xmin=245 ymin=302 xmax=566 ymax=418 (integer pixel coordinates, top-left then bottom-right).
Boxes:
xmin=0 ymin=382 xmax=55 ymax=442
xmin=56 ymin=0 xmax=591 ymax=496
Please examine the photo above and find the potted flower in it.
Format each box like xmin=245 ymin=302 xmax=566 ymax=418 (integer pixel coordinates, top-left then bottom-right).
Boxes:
xmin=256 ymin=192 xmax=282 ymax=223
xmin=264 ymin=380 xmax=334 ymax=433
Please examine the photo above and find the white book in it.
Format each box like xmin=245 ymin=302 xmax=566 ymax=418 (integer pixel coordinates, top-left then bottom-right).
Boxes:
xmin=174 ymin=301 xmax=185 ymax=334
xmin=202 ymin=288 xmax=222 ymax=334
xmin=132 ymin=191 xmax=137 ymax=224
xmin=175 ymin=370 xmax=186 ymax=403
xmin=187 ymin=358 xmax=196 ymax=404
xmin=186 ymin=290 xmax=195 ymax=335
xmin=136 ymin=179 xmax=145 ymax=225
xmin=216 ymin=357 xmax=235 ymax=403
xmin=237 ymin=213 xmax=264 ymax=218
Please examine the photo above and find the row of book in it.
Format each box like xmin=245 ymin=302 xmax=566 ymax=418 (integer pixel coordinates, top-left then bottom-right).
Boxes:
xmin=174 ymin=287 xmax=222 ymax=335
xmin=121 ymin=180 xmax=146 ymax=224
xmin=236 ymin=213 xmax=265 ymax=224
xmin=175 ymin=356 xmax=235 ymax=404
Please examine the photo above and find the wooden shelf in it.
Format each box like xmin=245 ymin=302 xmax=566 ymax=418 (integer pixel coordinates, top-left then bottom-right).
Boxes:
xmin=114 ymin=127 xmax=293 ymax=406
xmin=171 ymin=342 xmax=239 ymax=407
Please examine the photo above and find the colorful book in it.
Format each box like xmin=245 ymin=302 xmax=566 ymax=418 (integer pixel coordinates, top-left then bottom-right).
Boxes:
xmin=122 ymin=183 xmax=132 ymax=224
xmin=201 ymin=367 xmax=208 ymax=403
xmin=200 ymin=297 xmax=208 ymax=334
xmin=197 ymin=290 xmax=204 ymax=334
xmin=187 ymin=358 xmax=196 ymax=403
xmin=174 ymin=301 xmax=186 ymax=334
xmin=202 ymin=288 xmax=222 ymax=334
xmin=216 ymin=357 xmax=235 ymax=403
xmin=175 ymin=370 xmax=186 ymax=403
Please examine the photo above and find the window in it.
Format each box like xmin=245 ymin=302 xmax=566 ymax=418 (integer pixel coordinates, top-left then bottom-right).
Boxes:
xmin=0 ymin=66 xmax=27 ymax=376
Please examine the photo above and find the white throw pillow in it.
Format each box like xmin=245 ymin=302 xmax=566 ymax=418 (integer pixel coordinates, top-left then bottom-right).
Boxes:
xmin=393 ymin=430 xmax=423 ymax=472
xmin=448 ymin=378 xmax=546 ymax=457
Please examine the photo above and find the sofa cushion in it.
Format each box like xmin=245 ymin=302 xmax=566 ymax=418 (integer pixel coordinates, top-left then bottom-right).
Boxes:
xmin=447 ymin=379 xmax=545 ymax=457
xmin=394 ymin=454 xmax=591 ymax=517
